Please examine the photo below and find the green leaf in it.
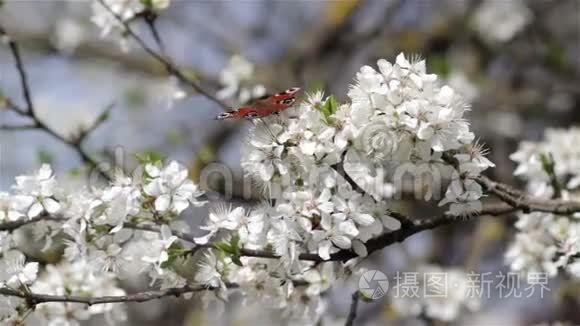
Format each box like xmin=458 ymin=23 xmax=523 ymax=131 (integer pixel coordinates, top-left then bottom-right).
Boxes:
xmin=124 ymin=86 xmax=147 ymax=109
xmin=136 ymin=150 xmax=166 ymax=165
xmin=97 ymin=103 xmax=114 ymax=124
xmin=92 ymin=224 xmax=111 ymax=234
xmin=167 ymin=129 xmax=183 ymax=146
xmin=547 ymin=42 xmax=566 ymax=70
xmin=140 ymin=0 xmax=154 ymax=9
xmin=540 ymin=152 xmax=562 ymax=198
xmin=68 ymin=167 xmax=82 ymax=177
xmin=231 ymin=256 xmax=243 ymax=267
xmin=213 ymin=233 xmax=243 ymax=266
xmin=214 ymin=241 xmax=234 ymax=255
xmin=539 ymin=153 xmax=554 ymax=175
xmin=316 ymin=95 xmax=339 ymax=125
xmin=161 ymin=242 xmax=186 ymax=269
xmin=323 ymin=95 xmax=338 ymax=116
xmin=37 ymin=148 xmax=54 ymax=164
xmin=230 ymin=232 xmax=241 ymax=254
xmin=428 ymin=54 xmax=450 ymax=77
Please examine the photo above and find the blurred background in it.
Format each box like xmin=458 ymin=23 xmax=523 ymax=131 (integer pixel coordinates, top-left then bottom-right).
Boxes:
xmin=1 ymin=0 xmax=579 ymax=325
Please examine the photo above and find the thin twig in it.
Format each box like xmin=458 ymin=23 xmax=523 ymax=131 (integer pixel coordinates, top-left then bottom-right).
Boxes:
xmin=0 ymin=25 xmax=112 ymax=181
xmin=0 ymin=25 xmax=35 ymax=117
xmin=331 ymin=152 xmax=366 ymax=196
xmin=345 ymin=291 xmax=361 ymax=326
xmin=0 ymin=123 xmax=38 ymax=130
xmin=143 ymin=11 xmax=165 ymax=53
xmin=97 ymin=0 xmax=229 ymax=110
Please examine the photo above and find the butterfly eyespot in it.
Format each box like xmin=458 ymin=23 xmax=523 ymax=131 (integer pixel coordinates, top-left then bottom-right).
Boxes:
xmin=215 ymin=112 xmax=232 ymax=120
xmin=280 ymin=98 xmax=295 ymax=105
xmin=245 ymin=112 xmax=260 ymax=118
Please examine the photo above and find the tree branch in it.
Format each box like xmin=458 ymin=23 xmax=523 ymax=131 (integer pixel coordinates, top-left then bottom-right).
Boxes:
xmin=0 ymin=203 xmax=528 ymax=264
xmin=0 ymin=25 xmax=36 ymax=117
xmin=0 ymin=25 xmax=112 ymax=182
xmin=96 ymin=0 xmax=229 ymax=110
xmin=0 ymin=283 xmax=238 ymax=306
xmin=0 ymin=214 xmax=64 ymax=232
xmin=474 ymin=174 xmax=580 ymax=215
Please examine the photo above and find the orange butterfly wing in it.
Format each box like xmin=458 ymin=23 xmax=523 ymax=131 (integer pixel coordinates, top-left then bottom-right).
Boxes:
xmin=215 ymin=87 xmax=300 ymax=120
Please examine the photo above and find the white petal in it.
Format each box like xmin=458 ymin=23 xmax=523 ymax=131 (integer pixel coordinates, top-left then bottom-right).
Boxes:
xmin=339 ymin=220 xmax=359 ymax=237
xmin=155 ymin=195 xmax=171 ymax=212
xmin=352 ymin=240 xmax=368 ymax=257
xmin=28 ymin=202 xmax=44 ymax=218
xmin=382 ymin=215 xmax=402 ymax=230
xmin=21 ymin=262 xmax=39 ymax=283
xmin=300 ymin=141 xmax=316 ymax=156
xmin=145 ymin=164 xmax=160 ymax=177
xmin=38 ymin=164 xmax=53 ymax=179
xmin=353 ymin=213 xmax=374 ymax=226
xmin=144 ymin=180 xmax=163 ymax=196
xmin=318 ymin=202 xmax=334 ymax=214
xmin=259 ymin=163 xmax=274 ymax=181
xmin=331 ymin=235 xmax=351 ymax=249
xmin=172 ymin=198 xmax=190 ymax=214
xmin=298 ymin=217 xmax=312 ymax=231
xmin=42 ymin=198 xmax=61 ymax=214
xmin=417 ymin=123 xmax=434 ymax=140
xmin=194 ymin=233 xmax=213 ymax=245
xmin=318 ymin=240 xmax=331 ymax=260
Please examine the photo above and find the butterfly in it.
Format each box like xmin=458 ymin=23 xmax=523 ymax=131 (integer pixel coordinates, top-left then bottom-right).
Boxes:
xmin=215 ymin=87 xmax=301 ymax=120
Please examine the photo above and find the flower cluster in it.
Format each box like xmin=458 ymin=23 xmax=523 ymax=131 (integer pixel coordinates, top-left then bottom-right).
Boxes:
xmin=0 ymin=53 xmax=492 ymax=325
xmin=0 ymin=161 xmax=205 ymax=324
xmin=473 ymin=0 xmax=533 ymax=44
xmin=91 ymin=0 xmax=170 ymax=50
xmin=31 ymin=261 xmax=127 ymax=325
xmin=507 ymin=128 xmax=580 ymax=277
xmin=193 ymin=54 xmax=492 ymax=323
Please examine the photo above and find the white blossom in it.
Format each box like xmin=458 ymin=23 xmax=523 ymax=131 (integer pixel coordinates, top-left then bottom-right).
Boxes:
xmin=473 ymin=0 xmax=533 ymax=43
xmin=0 ymin=52 xmax=497 ymax=325
xmin=144 ymin=161 xmax=206 ymax=215
xmin=12 ymin=164 xmax=61 ymax=218
xmin=216 ymin=55 xmax=266 ymax=103
xmin=160 ymin=76 xmax=187 ymax=110
xmin=507 ymin=127 xmax=580 ymax=280
xmin=91 ymin=0 xmax=143 ymax=38
xmin=195 ymin=250 xmax=227 ymax=292
xmin=0 ymin=250 xmax=39 ymax=288
xmin=31 ymin=260 xmax=127 ymax=325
